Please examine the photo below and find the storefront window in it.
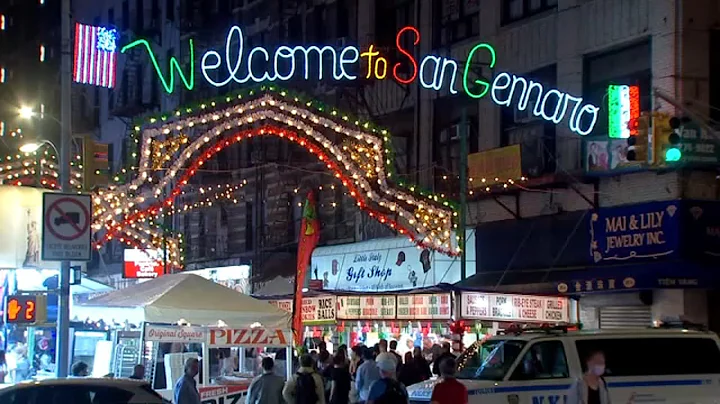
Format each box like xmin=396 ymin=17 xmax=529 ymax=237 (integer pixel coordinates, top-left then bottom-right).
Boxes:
xmin=456 ymin=339 xmax=526 ymax=380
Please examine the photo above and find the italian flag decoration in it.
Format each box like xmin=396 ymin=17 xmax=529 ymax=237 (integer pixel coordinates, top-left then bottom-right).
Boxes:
xmin=292 ymin=192 xmax=321 ymax=345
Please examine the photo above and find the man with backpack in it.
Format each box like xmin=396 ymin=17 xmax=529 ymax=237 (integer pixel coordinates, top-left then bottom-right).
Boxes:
xmin=366 ymin=358 xmax=409 ymax=404
xmin=283 ymin=353 xmax=326 ymax=404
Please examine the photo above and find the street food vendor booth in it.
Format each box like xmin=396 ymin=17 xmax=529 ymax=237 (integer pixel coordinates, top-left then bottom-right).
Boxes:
xmin=80 ymin=273 xmax=292 ymax=401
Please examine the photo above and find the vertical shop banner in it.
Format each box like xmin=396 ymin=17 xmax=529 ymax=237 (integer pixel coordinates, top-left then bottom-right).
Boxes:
xmin=589 ymin=201 xmax=679 ymax=263
xmin=460 ymin=292 xmax=568 ymax=323
xmin=299 ymin=296 xmax=336 ymax=325
xmin=396 ymin=293 xmax=452 ymax=320
xmin=336 ymin=295 xmax=396 ymax=319
xmin=293 ymin=192 xmax=320 ymax=343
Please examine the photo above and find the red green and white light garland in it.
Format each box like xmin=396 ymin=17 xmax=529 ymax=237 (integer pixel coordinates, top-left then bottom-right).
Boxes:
xmin=93 ymin=86 xmax=461 ymax=263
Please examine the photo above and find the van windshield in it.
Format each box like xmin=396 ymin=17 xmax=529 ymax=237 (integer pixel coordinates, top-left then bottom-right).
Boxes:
xmin=456 ymin=339 xmax=526 ymax=381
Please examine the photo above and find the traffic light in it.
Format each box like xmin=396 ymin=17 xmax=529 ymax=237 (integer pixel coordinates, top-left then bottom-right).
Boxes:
xmin=626 ymin=113 xmax=650 ymax=162
xmin=666 ymin=117 xmax=683 ymax=162
xmin=651 ymin=112 xmax=687 ymax=164
xmin=83 ymin=136 xmax=110 ymax=190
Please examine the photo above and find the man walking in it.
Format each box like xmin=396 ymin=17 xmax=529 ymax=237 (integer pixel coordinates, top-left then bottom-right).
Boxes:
xmin=430 ymin=358 xmax=467 ymax=404
xmin=355 ymin=347 xmax=381 ymax=404
xmin=247 ymin=357 xmax=285 ymax=404
xmin=283 ymin=354 xmax=325 ymax=404
xmin=367 ymin=358 xmax=408 ymax=404
xmin=175 ymin=358 xmax=201 ymax=404
xmin=432 ymin=342 xmax=455 ymax=376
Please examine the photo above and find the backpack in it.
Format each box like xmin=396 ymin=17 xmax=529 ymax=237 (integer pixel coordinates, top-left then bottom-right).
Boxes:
xmin=295 ymin=372 xmax=319 ymax=404
xmin=374 ymin=378 xmax=408 ymax=404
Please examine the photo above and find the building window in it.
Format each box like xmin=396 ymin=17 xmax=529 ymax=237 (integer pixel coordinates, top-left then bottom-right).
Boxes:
xmin=434 ymin=0 xmax=480 ymax=48
xmin=499 ymin=64 xmax=557 ymax=176
xmin=434 ymin=119 xmax=478 ymax=195
xmin=198 ymin=211 xmax=206 ymax=257
xmin=583 ymin=42 xmax=651 ymax=137
xmin=122 ymin=1 xmax=130 ymax=30
xmin=136 ymin=0 xmax=144 ymax=31
xmin=245 ymin=202 xmax=254 ymax=250
xmin=1 ymin=14 xmax=5 ymax=30
xmin=0 ymin=67 xmax=5 ymax=83
xmin=39 ymin=44 xmax=45 ymax=62
xmin=501 ymin=0 xmax=557 ymax=25
xmin=375 ymin=0 xmax=414 ymax=47
xmin=135 ymin=64 xmax=144 ymax=104
xmin=166 ymin=0 xmax=175 ymax=22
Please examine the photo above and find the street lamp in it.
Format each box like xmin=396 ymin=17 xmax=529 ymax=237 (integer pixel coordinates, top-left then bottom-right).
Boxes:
xmin=19 ymin=105 xmax=35 ymax=120
xmin=16 ymin=45 xmax=73 ymax=377
xmin=19 ymin=139 xmax=60 ymax=155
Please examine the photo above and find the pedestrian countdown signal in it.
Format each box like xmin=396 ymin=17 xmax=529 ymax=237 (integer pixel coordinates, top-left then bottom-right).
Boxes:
xmin=4 ymin=295 xmax=47 ymax=324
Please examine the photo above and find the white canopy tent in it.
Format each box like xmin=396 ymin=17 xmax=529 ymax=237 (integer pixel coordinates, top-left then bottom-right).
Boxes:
xmin=80 ymin=273 xmax=290 ymax=329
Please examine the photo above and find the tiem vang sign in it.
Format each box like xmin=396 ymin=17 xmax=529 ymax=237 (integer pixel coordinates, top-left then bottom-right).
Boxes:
xmin=123 ymin=25 xmax=599 ymax=136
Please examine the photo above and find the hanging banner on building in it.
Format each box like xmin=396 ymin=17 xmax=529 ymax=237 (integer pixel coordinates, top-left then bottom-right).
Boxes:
xmin=468 ymin=144 xmax=522 ymax=186
xmin=460 ymin=292 xmax=568 ymax=323
xmin=299 ymin=296 xmax=336 ymax=325
xmin=396 ymin=293 xmax=452 ymax=320
xmin=311 ymin=232 xmax=476 ymax=292
xmin=589 ymin=200 xmax=679 ymax=263
xmin=336 ymin=295 xmax=396 ymax=319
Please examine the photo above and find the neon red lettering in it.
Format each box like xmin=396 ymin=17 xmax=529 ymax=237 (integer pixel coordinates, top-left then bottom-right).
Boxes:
xmin=393 ymin=26 xmax=419 ymax=84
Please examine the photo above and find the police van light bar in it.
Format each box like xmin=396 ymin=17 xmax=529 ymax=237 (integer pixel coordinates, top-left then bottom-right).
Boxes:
xmin=499 ymin=322 xmax=581 ymax=336
xmin=654 ymin=319 xmax=707 ymax=332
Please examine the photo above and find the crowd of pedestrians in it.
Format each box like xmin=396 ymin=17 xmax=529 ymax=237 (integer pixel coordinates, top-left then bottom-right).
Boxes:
xmin=244 ymin=339 xmax=468 ymax=404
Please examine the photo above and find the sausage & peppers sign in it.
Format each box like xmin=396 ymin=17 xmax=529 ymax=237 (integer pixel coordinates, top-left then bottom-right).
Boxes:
xmin=123 ymin=26 xmax=599 ymax=136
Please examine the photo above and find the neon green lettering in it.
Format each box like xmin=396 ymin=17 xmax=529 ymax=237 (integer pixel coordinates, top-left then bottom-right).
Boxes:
xmin=121 ymin=39 xmax=195 ymax=93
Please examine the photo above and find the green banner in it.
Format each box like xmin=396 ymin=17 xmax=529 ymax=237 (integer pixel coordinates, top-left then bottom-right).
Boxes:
xmin=678 ymin=122 xmax=720 ymax=164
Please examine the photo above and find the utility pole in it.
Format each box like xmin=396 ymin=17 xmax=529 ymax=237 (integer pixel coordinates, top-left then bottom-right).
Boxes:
xmin=459 ymin=108 xmax=468 ymax=281
xmin=56 ymin=0 xmax=72 ymax=378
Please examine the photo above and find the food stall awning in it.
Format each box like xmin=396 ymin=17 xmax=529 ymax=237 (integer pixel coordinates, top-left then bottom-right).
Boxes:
xmin=81 ymin=273 xmax=290 ymax=328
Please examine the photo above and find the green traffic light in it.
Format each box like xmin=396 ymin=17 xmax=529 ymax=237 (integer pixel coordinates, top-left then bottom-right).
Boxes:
xmin=665 ymin=147 xmax=682 ymax=162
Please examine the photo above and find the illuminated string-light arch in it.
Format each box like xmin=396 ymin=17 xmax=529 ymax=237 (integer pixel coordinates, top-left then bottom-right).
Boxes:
xmin=93 ymin=86 xmax=461 ymax=268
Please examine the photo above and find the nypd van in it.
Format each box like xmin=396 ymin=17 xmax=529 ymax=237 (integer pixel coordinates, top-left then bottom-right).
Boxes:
xmin=407 ymin=325 xmax=720 ymax=404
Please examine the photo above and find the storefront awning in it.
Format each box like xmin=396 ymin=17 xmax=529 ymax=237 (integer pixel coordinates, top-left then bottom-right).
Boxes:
xmin=459 ymin=259 xmax=720 ymax=296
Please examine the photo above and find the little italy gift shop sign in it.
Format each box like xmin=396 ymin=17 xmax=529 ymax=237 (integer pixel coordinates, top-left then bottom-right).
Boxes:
xmin=124 ymin=25 xmax=600 ymax=136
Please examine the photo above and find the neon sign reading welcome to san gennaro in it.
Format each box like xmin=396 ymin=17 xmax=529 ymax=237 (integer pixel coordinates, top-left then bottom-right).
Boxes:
xmin=123 ymin=25 xmax=599 ymax=135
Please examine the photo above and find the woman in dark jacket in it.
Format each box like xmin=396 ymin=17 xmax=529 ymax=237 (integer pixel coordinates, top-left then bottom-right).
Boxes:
xmin=413 ymin=347 xmax=432 ymax=381
xmin=399 ymin=352 xmax=420 ymax=387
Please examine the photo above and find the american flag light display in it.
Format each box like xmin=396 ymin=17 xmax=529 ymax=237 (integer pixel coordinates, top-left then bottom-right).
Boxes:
xmin=73 ymin=23 xmax=119 ymax=88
